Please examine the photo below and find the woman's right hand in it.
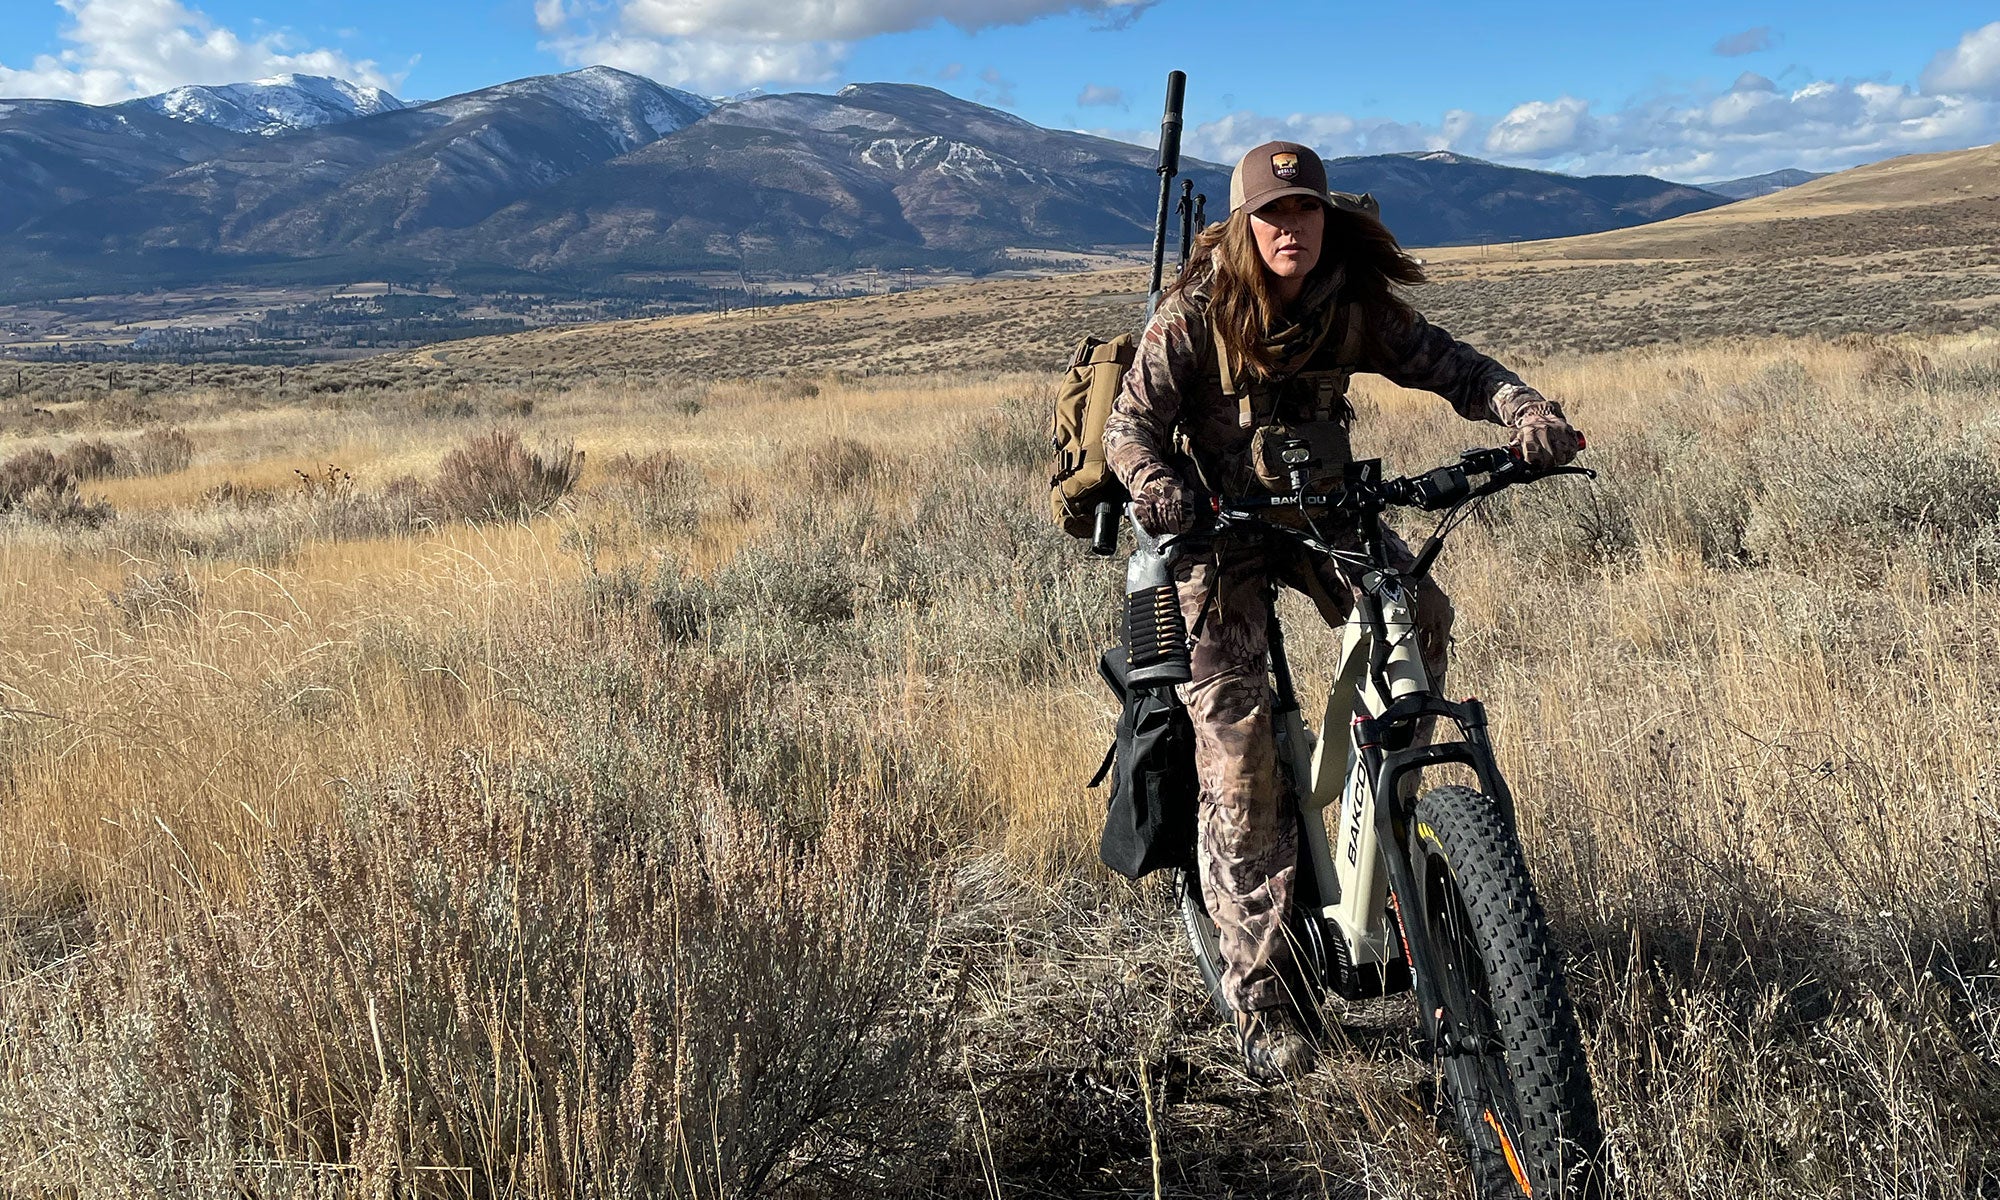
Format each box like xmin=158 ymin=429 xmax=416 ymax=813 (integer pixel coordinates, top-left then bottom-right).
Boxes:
xmin=1132 ymin=477 xmax=1203 ymax=536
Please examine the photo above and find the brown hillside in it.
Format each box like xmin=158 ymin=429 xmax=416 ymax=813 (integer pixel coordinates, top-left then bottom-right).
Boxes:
xmin=378 ymin=141 xmax=2000 ymax=379
xmin=1428 ymin=140 xmax=2000 ymax=263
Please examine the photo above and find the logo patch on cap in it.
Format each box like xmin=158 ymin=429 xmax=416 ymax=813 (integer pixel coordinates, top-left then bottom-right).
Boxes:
xmin=1271 ymin=151 xmax=1300 ymax=180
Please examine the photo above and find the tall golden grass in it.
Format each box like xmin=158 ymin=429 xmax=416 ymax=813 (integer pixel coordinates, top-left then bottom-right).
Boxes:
xmin=1 ymin=333 xmax=1996 ymax=1196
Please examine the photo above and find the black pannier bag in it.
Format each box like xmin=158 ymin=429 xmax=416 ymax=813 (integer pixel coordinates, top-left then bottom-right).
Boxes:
xmin=1090 ymin=646 xmax=1198 ymax=879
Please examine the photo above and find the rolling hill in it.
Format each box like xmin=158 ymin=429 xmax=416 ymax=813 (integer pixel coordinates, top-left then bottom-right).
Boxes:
xmin=373 ymin=140 xmax=2000 ymax=380
xmin=1440 ymin=140 xmax=2000 ymax=262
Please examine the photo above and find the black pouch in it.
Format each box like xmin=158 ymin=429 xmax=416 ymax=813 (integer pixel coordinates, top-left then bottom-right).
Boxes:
xmin=1090 ymin=646 xmax=1198 ymax=880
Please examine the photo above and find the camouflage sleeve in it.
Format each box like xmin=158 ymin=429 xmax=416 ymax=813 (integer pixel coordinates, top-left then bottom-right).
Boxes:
xmin=1103 ymin=292 xmax=1204 ymax=501
xmin=1361 ymin=304 xmax=1557 ymax=427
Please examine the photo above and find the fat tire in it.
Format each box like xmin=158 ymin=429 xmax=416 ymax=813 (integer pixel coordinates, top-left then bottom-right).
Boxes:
xmin=1410 ymin=784 xmax=1605 ymax=1198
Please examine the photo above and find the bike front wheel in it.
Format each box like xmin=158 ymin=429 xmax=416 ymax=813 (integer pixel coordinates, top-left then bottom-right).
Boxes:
xmin=1408 ymin=784 xmax=1605 ymax=1198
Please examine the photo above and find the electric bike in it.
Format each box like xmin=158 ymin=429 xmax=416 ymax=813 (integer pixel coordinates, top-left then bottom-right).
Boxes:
xmin=1155 ymin=445 xmax=1605 ymax=1198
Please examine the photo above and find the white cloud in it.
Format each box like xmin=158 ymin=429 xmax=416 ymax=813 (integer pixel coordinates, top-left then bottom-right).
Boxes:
xmin=540 ymin=0 xmax=1152 ymax=94
xmin=1922 ymin=20 xmax=2000 ymax=98
xmin=613 ymin=0 xmax=1151 ymax=42
xmin=1076 ymin=83 xmax=1124 ymax=107
xmin=544 ymin=29 xmax=847 ymax=93
xmin=1586 ymin=75 xmax=1994 ymax=180
xmin=1128 ymin=22 xmax=2000 ymax=184
xmin=1484 ymin=96 xmax=1596 ymax=159
xmin=0 ymin=0 xmax=401 ymax=104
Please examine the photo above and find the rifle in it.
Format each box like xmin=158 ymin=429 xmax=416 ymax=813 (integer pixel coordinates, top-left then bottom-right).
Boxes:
xmin=1117 ymin=70 xmax=1195 ymax=686
xmin=1093 ymin=69 xmax=1189 ymax=557
xmin=1145 ymin=70 xmax=1187 ymax=318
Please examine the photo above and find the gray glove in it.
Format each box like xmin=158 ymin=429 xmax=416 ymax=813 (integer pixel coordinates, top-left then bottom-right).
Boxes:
xmin=1511 ymin=406 xmax=1585 ymax=469
xmin=1131 ymin=476 xmax=1202 ymax=537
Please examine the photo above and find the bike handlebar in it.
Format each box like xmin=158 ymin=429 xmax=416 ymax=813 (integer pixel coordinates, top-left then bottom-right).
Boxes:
xmin=1211 ymin=446 xmax=1594 ymax=527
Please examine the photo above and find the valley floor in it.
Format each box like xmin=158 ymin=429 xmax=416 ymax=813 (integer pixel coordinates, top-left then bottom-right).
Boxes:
xmin=1 ymin=329 xmax=1997 ymax=1196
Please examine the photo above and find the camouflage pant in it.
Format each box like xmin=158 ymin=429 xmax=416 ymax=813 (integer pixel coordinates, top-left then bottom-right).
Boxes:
xmin=1172 ymin=523 xmax=1453 ymax=1014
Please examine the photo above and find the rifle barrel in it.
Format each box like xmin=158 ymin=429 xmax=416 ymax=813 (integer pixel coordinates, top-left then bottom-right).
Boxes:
xmin=1147 ymin=70 xmax=1188 ymax=313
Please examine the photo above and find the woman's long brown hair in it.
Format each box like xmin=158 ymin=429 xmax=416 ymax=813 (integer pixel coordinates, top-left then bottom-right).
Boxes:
xmin=1168 ymin=204 xmax=1427 ymax=379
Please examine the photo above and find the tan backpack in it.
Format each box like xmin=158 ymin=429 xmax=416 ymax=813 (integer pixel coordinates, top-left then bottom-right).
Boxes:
xmin=1047 ymin=333 xmax=1137 ymax=539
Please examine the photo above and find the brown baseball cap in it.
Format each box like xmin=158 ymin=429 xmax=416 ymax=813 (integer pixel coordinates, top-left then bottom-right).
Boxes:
xmin=1229 ymin=140 xmax=1378 ymax=217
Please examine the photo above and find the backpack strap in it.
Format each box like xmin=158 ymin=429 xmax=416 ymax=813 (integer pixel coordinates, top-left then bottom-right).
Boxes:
xmin=1335 ymin=300 xmax=1366 ymax=366
xmin=1218 ymin=300 xmax=1352 ymax=429
xmin=1214 ymin=326 xmax=1249 ymax=427
xmin=1087 ymin=739 xmax=1117 ymax=788
xmin=1305 ymin=301 xmax=1369 ymax=421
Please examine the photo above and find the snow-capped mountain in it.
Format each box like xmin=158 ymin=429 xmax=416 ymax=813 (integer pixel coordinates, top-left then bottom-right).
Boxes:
xmin=20 ymin=67 xmax=725 ymax=260
xmin=125 ymin=74 xmax=406 ymax=136
xmin=3 ymin=68 xmax=1737 ymax=287
xmin=429 ymin=65 xmax=712 ymax=153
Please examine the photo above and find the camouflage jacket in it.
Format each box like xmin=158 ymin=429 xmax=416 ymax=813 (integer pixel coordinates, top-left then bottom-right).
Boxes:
xmin=1103 ymin=279 xmax=1558 ymax=505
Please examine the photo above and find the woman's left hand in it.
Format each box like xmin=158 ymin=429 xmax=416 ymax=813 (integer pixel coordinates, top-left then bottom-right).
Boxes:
xmin=1513 ymin=409 xmax=1585 ymax=469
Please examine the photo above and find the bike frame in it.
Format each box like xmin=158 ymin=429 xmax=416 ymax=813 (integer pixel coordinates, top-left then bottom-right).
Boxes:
xmin=1260 ymin=520 xmax=1517 ymax=1025
xmin=1169 ymin=450 xmax=1604 ymax=1194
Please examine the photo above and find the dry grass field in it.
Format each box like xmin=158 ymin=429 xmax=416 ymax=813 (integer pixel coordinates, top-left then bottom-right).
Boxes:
xmin=3 ymin=145 xmax=2000 ymax=1199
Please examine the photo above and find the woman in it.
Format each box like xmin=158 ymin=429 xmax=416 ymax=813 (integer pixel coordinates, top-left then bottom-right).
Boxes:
xmin=1102 ymin=141 xmax=1582 ymax=1083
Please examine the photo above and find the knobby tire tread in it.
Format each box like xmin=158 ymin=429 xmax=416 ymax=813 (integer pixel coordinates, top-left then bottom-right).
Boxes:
xmin=1413 ymin=784 xmax=1605 ymax=1199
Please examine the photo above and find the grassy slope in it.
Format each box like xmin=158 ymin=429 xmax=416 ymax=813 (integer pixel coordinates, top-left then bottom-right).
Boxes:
xmin=1 ymin=140 xmax=1998 ymax=1197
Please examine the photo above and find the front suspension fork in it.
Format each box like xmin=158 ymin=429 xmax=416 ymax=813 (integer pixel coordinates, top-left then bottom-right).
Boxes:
xmin=1357 ymin=695 xmax=1516 ymax=1048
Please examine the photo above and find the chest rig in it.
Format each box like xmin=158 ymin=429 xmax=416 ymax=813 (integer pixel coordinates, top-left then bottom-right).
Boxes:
xmin=1211 ymin=299 xmax=1368 ymax=497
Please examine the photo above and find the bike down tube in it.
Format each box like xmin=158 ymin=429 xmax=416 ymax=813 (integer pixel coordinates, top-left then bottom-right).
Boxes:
xmin=1306 ymin=619 xmax=1371 ymax=924
xmin=1317 ymin=577 xmax=1436 ymax=967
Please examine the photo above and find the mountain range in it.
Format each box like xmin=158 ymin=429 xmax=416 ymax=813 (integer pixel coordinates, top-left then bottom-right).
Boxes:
xmin=1692 ymin=168 xmax=1831 ymax=200
xmin=0 ymin=67 xmax=1767 ymax=295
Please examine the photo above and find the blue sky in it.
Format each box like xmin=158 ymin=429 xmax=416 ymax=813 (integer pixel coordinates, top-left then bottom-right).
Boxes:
xmin=3 ymin=0 xmax=1998 ymax=181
